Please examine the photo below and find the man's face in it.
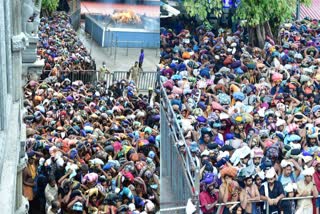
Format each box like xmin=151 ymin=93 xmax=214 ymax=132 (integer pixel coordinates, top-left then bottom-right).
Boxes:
xmin=267 ymin=176 xmax=275 ymax=185
xmin=284 ymin=165 xmax=292 ymax=177
xmin=241 ymin=155 xmax=250 ymax=165
xmin=278 ymin=125 xmax=284 ymax=131
xmin=50 ymin=180 xmax=56 ymax=187
xmin=305 ymin=175 xmax=312 ymax=183
xmin=203 ymin=134 xmax=211 ymax=142
xmin=245 ymin=178 xmax=253 ymax=186
xmin=267 ymin=116 xmax=274 ymax=124
xmin=207 ymin=184 xmax=215 ymax=195
xmin=255 ymin=177 xmax=262 ymax=186
xmin=253 ymin=157 xmax=261 ymax=166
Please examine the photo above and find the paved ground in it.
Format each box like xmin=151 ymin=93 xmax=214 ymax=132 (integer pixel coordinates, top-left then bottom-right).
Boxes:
xmin=77 ymin=22 xmax=159 ymax=72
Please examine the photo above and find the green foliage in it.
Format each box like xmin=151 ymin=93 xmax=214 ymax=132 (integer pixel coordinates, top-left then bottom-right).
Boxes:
xmin=234 ymin=0 xmax=310 ymax=27
xmin=183 ymin=0 xmax=312 ymax=28
xmin=183 ymin=0 xmax=222 ymax=27
xmin=42 ymin=0 xmax=59 ymax=15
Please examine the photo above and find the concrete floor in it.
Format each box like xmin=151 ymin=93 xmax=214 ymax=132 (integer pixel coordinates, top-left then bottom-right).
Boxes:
xmin=77 ymin=22 xmax=160 ymax=72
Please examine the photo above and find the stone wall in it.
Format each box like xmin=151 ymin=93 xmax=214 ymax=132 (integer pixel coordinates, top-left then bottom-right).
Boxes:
xmin=0 ymin=0 xmax=41 ymax=213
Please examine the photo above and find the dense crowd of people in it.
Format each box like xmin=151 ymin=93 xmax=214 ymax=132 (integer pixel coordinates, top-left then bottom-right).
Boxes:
xmin=37 ymin=12 xmax=96 ymax=80
xmin=160 ymin=17 xmax=320 ymax=214
xmin=23 ymin=12 xmax=160 ymax=214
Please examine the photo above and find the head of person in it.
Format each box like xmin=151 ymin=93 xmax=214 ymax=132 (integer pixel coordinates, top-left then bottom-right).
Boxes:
xmin=266 ymin=167 xmax=277 ymax=185
xmin=254 ymin=173 xmax=264 ymax=186
xmin=284 ymin=183 xmax=295 ymax=197
xmin=51 ymin=200 xmax=61 ymax=213
xmin=281 ymin=160 xmax=293 ymax=177
xmin=203 ymin=133 xmax=211 ymax=143
xmin=303 ymin=167 xmax=315 ymax=184
xmin=206 ymin=182 xmax=216 ymax=196
xmin=48 ymin=175 xmax=56 ymax=187
xmin=244 ymin=175 xmax=253 ymax=187
xmin=232 ymin=204 xmax=244 ymax=214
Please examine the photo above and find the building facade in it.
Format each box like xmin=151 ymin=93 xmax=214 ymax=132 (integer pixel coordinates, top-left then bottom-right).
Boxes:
xmin=0 ymin=0 xmax=42 ymax=213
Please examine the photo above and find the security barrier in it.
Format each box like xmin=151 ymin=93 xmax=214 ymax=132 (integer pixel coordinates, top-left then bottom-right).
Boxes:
xmin=160 ymin=78 xmax=200 ymax=213
xmin=42 ymin=70 xmax=158 ymax=90
xmin=214 ymin=195 xmax=319 ymax=214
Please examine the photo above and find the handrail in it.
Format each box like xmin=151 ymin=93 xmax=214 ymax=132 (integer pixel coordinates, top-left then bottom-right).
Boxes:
xmin=160 ymin=78 xmax=200 ymax=200
xmin=212 ymin=195 xmax=319 ymax=214
xmin=215 ymin=195 xmax=317 ymax=206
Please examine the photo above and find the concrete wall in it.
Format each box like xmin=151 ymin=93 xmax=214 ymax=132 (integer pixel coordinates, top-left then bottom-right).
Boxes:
xmin=104 ymin=30 xmax=160 ymax=48
xmin=0 ymin=0 xmax=38 ymax=213
xmin=69 ymin=0 xmax=81 ymax=30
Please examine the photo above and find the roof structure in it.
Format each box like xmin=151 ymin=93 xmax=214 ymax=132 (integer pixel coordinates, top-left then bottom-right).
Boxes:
xmin=300 ymin=0 xmax=320 ymax=20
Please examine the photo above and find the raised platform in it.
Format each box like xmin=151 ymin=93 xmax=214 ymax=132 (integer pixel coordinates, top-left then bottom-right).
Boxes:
xmin=81 ymin=2 xmax=160 ymax=17
xmin=85 ymin=14 xmax=159 ymax=48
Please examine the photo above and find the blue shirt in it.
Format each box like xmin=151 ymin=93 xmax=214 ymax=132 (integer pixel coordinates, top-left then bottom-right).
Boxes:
xmin=139 ymin=53 xmax=144 ymax=63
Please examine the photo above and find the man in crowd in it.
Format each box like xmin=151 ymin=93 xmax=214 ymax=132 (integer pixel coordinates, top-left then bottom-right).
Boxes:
xmin=260 ymin=168 xmax=284 ymax=214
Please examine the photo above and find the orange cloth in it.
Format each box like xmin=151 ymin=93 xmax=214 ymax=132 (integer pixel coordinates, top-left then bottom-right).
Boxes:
xmin=23 ymin=185 xmax=34 ymax=201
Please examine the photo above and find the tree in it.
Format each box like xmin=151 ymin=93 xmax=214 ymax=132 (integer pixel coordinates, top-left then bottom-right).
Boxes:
xmin=184 ymin=0 xmax=222 ymax=29
xmin=41 ymin=0 xmax=59 ymax=17
xmin=183 ymin=0 xmax=311 ymax=47
xmin=235 ymin=0 xmax=311 ymax=47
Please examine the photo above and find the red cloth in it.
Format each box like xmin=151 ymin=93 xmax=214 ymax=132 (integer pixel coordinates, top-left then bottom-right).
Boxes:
xmin=313 ymin=171 xmax=320 ymax=193
xmin=199 ymin=191 xmax=218 ymax=214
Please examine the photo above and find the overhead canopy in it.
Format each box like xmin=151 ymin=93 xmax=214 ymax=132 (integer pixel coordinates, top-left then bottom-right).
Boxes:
xmin=160 ymin=1 xmax=180 ymax=18
xmin=300 ymin=0 xmax=320 ymax=20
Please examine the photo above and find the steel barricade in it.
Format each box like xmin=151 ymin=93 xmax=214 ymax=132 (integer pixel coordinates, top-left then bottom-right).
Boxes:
xmin=160 ymin=78 xmax=200 ymax=213
xmin=42 ymin=70 xmax=157 ymax=91
xmin=112 ymin=71 xmax=128 ymax=82
xmin=138 ymin=71 xmax=157 ymax=90
xmin=213 ymin=195 xmax=320 ymax=214
xmin=43 ymin=70 xmax=98 ymax=84
xmin=67 ymin=70 xmax=97 ymax=83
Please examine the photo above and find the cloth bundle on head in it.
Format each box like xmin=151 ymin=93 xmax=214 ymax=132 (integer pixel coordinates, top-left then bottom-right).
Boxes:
xmin=217 ymin=93 xmax=231 ymax=105
xmin=280 ymin=159 xmax=294 ymax=168
xmin=272 ymin=72 xmax=283 ymax=82
xmin=265 ymin=167 xmax=277 ymax=178
xmin=82 ymin=172 xmax=99 ymax=184
xmin=220 ymin=166 xmax=238 ymax=178
xmin=284 ymin=182 xmax=297 ymax=193
xmin=302 ymin=167 xmax=315 ymax=176
xmin=233 ymin=92 xmax=245 ymax=101
xmin=252 ymin=147 xmax=264 ymax=158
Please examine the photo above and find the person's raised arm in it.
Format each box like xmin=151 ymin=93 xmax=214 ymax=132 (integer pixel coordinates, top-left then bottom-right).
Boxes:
xmin=67 ymin=196 xmax=81 ymax=209
xmin=288 ymin=158 xmax=301 ymax=177
xmin=58 ymin=170 xmax=72 ymax=186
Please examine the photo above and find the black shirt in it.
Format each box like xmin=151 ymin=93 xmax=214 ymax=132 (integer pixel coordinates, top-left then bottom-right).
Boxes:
xmin=259 ymin=181 xmax=285 ymax=214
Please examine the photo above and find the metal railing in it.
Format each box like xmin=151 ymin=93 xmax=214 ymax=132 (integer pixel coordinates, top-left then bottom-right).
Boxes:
xmin=213 ymin=195 xmax=319 ymax=214
xmin=42 ymin=70 xmax=158 ymax=90
xmin=160 ymin=78 xmax=200 ymax=213
xmin=109 ymin=38 xmax=160 ymax=64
